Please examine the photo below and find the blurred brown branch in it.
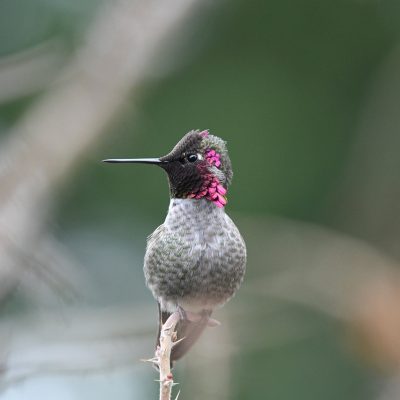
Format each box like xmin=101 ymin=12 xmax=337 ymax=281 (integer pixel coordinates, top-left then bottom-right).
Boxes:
xmin=0 ymin=0 xmax=200 ymax=303
xmin=0 ymin=0 xmax=202 ymax=388
xmin=0 ymin=40 xmax=66 ymax=104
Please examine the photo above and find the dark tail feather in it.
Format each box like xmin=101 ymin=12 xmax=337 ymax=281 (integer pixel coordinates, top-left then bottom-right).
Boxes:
xmin=171 ymin=312 xmax=210 ymax=362
xmin=157 ymin=304 xmax=211 ymax=366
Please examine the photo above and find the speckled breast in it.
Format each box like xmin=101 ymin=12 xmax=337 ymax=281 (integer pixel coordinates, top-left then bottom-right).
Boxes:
xmin=144 ymin=198 xmax=246 ymax=312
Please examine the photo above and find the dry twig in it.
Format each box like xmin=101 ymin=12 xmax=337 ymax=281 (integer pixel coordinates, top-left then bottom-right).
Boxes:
xmin=157 ymin=312 xmax=180 ymax=400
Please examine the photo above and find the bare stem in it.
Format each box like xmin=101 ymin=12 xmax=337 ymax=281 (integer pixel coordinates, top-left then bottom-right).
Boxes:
xmin=158 ymin=312 xmax=180 ymax=400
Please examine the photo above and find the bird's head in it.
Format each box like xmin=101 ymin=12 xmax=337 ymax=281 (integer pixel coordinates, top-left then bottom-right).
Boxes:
xmin=103 ymin=130 xmax=232 ymax=208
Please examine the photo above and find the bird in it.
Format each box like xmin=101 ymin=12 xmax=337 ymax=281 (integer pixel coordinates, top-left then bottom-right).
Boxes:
xmin=103 ymin=129 xmax=246 ymax=365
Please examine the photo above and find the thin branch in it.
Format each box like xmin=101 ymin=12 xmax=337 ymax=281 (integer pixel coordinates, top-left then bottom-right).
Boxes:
xmin=0 ymin=40 xmax=65 ymax=104
xmin=157 ymin=312 xmax=180 ymax=400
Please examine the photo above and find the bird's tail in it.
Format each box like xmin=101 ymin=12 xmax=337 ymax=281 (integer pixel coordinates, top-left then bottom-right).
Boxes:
xmin=157 ymin=304 xmax=211 ymax=366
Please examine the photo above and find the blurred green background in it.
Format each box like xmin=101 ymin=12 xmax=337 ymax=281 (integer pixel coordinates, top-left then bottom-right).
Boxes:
xmin=2 ymin=0 xmax=400 ymax=399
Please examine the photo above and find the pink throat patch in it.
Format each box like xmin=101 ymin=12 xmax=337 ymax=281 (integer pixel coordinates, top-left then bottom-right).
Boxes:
xmin=187 ymin=148 xmax=227 ymax=208
xmin=187 ymin=176 xmax=227 ymax=208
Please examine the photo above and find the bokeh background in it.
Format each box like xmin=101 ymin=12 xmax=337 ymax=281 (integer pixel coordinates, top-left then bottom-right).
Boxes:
xmin=1 ymin=0 xmax=400 ymax=399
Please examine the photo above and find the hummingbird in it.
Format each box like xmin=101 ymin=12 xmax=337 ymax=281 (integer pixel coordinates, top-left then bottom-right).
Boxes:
xmin=103 ymin=129 xmax=246 ymax=364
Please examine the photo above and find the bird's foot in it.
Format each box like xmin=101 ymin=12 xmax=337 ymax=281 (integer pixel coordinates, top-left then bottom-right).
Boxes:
xmin=205 ymin=317 xmax=221 ymax=327
xmin=177 ymin=306 xmax=220 ymax=327
xmin=177 ymin=305 xmax=187 ymax=321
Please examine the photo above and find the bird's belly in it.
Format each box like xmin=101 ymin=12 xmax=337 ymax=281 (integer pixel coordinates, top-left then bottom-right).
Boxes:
xmin=145 ymin=228 xmax=246 ymax=312
xmin=144 ymin=199 xmax=246 ymax=313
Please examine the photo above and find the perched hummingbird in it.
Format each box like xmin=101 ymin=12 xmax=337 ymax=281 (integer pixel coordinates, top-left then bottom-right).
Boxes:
xmin=103 ymin=129 xmax=246 ymax=364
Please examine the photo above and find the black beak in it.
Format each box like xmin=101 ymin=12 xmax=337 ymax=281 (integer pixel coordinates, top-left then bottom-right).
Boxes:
xmin=102 ymin=158 xmax=165 ymax=165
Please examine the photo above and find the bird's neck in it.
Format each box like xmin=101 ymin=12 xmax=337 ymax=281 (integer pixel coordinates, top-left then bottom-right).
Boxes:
xmin=164 ymin=198 xmax=226 ymax=233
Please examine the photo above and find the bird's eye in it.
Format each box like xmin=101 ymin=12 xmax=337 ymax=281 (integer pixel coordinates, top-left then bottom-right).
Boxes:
xmin=186 ymin=153 xmax=198 ymax=163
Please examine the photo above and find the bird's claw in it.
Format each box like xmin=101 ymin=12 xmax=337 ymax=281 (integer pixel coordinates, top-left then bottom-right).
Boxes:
xmin=177 ymin=307 xmax=220 ymax=327
xmin=177 ymin=306 xmax=187 ymax=321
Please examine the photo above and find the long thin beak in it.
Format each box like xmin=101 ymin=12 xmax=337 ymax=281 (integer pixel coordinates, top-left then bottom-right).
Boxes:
xmin=102 ymin=158 xmax=164 ymax=165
